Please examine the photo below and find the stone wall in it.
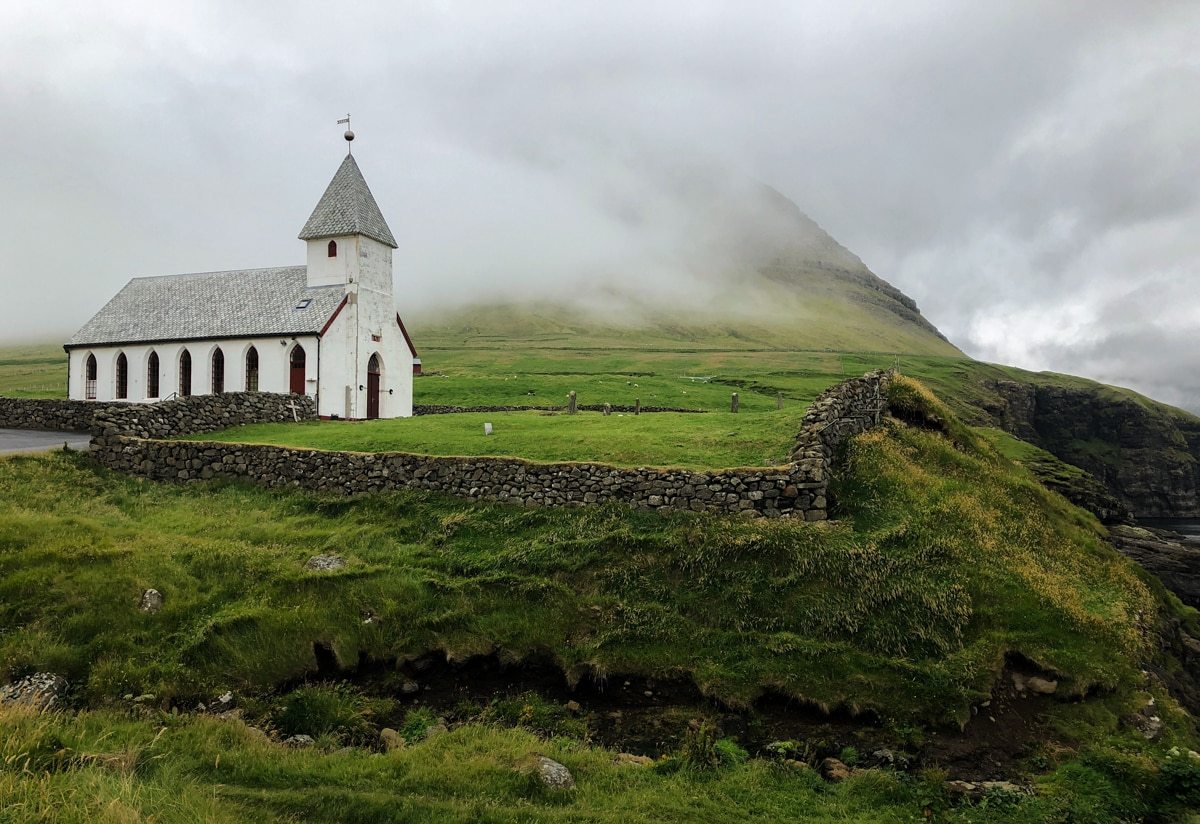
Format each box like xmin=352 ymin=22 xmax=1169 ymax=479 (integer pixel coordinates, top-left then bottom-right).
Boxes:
xmin=88 ymin=370 xmax=895 ymax=520
xmin=0 ymin=397 xmax=124 ymax=433
xmin=92 ymin=393 xmax=317 ymax=440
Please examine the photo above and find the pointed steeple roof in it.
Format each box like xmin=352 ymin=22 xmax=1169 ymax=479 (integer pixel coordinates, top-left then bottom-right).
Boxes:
xmin=298 ymin=154 xmax=397 ymax=248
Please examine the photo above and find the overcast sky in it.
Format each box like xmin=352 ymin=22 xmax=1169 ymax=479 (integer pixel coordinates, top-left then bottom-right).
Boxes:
xmin=2 ymin=1 xmax=1198 ymax=410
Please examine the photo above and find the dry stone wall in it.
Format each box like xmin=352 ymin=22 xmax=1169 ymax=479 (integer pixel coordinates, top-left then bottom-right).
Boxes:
xmin=92 ymin=393 xmax=317 ymax=440
xmin=0 ymin=397 xmax=125 ymax=433
xmin=88 ymin=370 xmax=895 ymax=520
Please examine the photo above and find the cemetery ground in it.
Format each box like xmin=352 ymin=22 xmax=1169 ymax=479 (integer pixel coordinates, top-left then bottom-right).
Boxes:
xmin=2 ymin=368 xmax=1200 ymax=820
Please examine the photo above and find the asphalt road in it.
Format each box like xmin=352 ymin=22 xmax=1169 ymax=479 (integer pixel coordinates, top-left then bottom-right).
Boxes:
xmin=0 ymin=428 xmax=92 ymax=455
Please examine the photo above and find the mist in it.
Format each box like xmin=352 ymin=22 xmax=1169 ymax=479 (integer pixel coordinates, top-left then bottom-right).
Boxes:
xmin=2 ymin=1 xmax=1198 ymax=410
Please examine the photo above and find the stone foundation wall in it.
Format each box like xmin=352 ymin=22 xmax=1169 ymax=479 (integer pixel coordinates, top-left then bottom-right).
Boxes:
xmin=0 ymin=397 xmax=125 ymax=433
xmin=87 ymin=370 xmax=895 ymax=520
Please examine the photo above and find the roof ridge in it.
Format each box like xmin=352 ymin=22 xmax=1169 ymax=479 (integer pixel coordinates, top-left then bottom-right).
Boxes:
xmin=130 ymin=265 xmax=306 ymax=282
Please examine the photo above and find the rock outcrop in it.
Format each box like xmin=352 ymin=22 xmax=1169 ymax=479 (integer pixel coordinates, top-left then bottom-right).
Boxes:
xmin=987 ymin=380 xmax=1200 ymax=518
xmin=1108 ymin=525 xmax=1200 ymax=609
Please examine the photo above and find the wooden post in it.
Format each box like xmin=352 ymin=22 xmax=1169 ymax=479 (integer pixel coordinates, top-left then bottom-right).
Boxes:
xmin=634 ymin=398 xmax=641 ymax=415
xmin=776 ymin=392 xmax=784 ymax=410
xmin=568 ymin=391 xmax=577 ymax=414
xmin=602 ymin=402 xmax=612 ymax=416
xmin=731 ymin=392 xmax=739 ymax=413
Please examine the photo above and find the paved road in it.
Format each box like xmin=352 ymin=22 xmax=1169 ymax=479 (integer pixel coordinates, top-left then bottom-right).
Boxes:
xmin=0 ymin=428 xmax=92 ymax=456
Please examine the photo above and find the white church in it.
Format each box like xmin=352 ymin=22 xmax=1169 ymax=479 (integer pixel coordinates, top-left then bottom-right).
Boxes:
xmin=65 ymin=132 xmax=419 ymax=420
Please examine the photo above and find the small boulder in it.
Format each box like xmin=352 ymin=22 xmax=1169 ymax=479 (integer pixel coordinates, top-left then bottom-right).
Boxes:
xmin=819 ymin=757 xmax=851 ymax=783
xmin=424 ymin=722 xmax=449 ymax=739
xmin=400 ymin=680 xmax=421 ymax=695
xmin=0 ymin=673 xmax=68 ymax=711
xmin=379 ymin=728 xmax=406 ymax=751
xmin=535 ymin=756 xmax=576 ymax=789
xmin=565 ymin=700 xmax=582 ymax=714
xmin=1026 ymin=676 xmax=1058 ymax=695
xmin=211 ymin=691 xmax=235 ymax=713
xmin=305 ymin=554 xmax=346 ymax=571
xmin=614 ymin=753 xmax=653 ymax=767
xmin=139 ymin=589 xmax=164 ymax=613
xmin=283 ymin=734 xmax=316 ymax=748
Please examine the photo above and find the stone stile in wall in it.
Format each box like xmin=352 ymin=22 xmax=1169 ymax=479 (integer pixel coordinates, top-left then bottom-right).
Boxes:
xmin=82 ymin=370 xmax=896 ymax=521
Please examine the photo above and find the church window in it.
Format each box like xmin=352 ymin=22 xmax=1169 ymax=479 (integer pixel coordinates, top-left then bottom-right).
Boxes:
xmin=179 ymin=350 xmax=192 ymax=397
xmin=211 ymin=347 xmax=225 ymax=394
xmin=327 ymin=240 xmax=337 ymax=257
xmin=245 ymin=346 xmax=259 ymax=392
xmin=147 ymin=351 xmax=160 ymax=398
xmin=84 ymin=353 xmax=98 ymax=400
xmin=115 ymin=353 xmax=128 ymax=400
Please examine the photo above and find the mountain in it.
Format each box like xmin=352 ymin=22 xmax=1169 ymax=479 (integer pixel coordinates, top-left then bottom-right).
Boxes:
xmin=411 ymin=184 xmax=961 ymax=357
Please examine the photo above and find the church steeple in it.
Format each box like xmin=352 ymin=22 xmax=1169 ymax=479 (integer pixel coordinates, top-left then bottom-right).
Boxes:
xmin=298 ymin=153 xmax=397 ymax=249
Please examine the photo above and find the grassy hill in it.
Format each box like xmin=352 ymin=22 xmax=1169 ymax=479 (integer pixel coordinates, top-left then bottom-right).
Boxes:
xmin=3 ymin=379 xmax=1200 ymax=821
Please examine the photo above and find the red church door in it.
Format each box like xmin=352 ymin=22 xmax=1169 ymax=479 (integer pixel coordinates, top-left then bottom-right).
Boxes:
xmin=289 ymin=346 xmax=306 ymax=394
xmin=366 ymin=354 xmax=381 ymax=420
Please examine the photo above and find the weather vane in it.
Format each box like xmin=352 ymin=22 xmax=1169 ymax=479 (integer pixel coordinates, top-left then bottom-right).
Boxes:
xmin=338 ymin=114 xmax=354 ymax=153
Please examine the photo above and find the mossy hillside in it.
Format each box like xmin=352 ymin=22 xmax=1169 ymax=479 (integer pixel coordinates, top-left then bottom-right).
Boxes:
xmin=0 ymin=383 xmax=1157 ymax=724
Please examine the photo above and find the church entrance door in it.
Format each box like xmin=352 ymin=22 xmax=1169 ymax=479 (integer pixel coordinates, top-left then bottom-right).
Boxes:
xmin=289 ymin=345 xmax=306 ymax=394
xmin=366 ymin=354 xmax=381 ymax=420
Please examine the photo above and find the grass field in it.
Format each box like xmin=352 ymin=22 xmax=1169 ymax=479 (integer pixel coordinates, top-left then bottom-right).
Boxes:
xmin=198 ymin=407 xmax=809 ymax=469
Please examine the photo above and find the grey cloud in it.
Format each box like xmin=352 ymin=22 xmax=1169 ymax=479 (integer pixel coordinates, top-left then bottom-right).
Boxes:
xmin=1 ymin=1 xmax=1198 ymax=410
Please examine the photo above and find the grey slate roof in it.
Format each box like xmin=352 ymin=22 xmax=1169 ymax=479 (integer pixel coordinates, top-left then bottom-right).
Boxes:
xmin=66 ymin=267 xmax=346 ymax=347
xmin=298 ymin=154 xmax=398 ymax=248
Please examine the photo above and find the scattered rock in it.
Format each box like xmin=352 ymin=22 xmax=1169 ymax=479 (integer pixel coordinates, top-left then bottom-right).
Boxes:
xmin=947 ymin=780 xmax=1030 ymax=801
xmin=614 ymin=753 xmax=653 ymax=767
xmin=535 ymin=756 xmax=576 ymax=789
xmin=783 ymin=759 xmax=810 ymax=770
xmin=565 ymin=700 xmax=582 ymax=714
xmin=379 ymin=728 xmax=406 ymax=751
xmin=1026 ymin=676 xmax=1058 ymax=695
xmin=424 ymin=722 xmax=449 ymax=739
xmin=0 ymin=673 xmax=68 ymax=711
xmin=304 ymin=554 xmax=346 ymax=571
xmin=283 ymin=734 xmax=316 ymax=748
xmin=211 ymin=691 xmax=235 ymax=713
xmin=870 ymin=748 xmax=896 ymax=766
xmin=139 ymin=589 xmax=164 ymax=613
xmin=1124 ymin=699 xmax=1164 ymax=741
xmin=819 ymin=757 xmax=851 ymax=783
xmin=400 ymin=680 xmax=421 ymax=695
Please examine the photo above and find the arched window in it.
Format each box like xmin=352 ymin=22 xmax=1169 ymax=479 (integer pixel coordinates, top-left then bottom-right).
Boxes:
xmin=84 ymin=353 xmax=98 ymax=400
xmin=179 ymin=349 xmax=192 ymax=397
xmin=211 ymin=347 xmax=224 ymax=394
xmin=147 ymin=351 xmax=160 ymax=398
xmin=115 ymin=353 xmax=128 ymax=400
xmin=245 ymin=346 xmax=259 ymax=392
xmin=289 ymin=345 xmax=306 ymax=395
xmin=327 ymin=240 xmax=337 ymax=257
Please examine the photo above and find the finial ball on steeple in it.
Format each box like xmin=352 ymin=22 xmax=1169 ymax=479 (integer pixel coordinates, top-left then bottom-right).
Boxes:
xmin=344 ymin=129 xmax=355 ymax=142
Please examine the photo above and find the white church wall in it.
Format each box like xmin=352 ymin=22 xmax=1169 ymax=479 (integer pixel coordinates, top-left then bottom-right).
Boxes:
xmin=67 ymin=335 xmax=319 ymax=404
xmin=316 ymin=290 xmax=413 ymax=420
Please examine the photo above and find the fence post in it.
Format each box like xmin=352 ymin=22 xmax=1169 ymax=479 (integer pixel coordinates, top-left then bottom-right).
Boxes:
xmin=634 ymin=398 xmax=641 ymax=415
xmin=731 ymin=392 xmax=739 ymax=413
xmin=776 ymin=392 xmax=784 ymax=410
xmin=568 ymin=391 xmax=577 ymax=414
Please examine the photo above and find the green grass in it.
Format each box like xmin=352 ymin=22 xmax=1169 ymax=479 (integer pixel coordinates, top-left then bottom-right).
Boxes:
xmin=0 ymin=385 xmax=1159 ymax=719
xmin=197 ymin=408 xmax=809 ymax=470
xmin=1 ymin=377 xmax=1198 ymax=821
xmin=0 ymin=341 xmax=65 ymax=398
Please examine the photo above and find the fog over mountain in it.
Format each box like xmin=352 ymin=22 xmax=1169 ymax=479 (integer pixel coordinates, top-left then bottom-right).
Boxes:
xmin=1 ymin=1 xmax=1198 ymax=410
